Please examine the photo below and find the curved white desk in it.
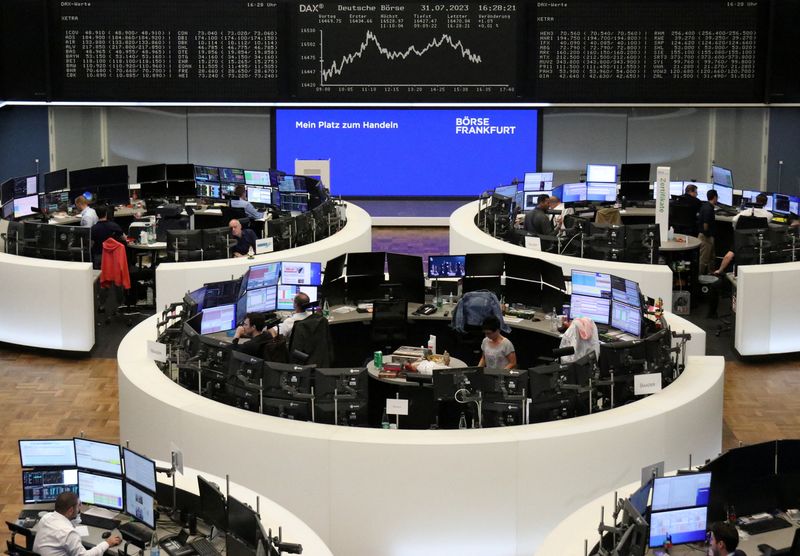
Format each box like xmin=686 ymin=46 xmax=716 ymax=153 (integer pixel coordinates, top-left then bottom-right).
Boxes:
xmin=734 ymin=261 xmax=800 ymax=356
xmin=0 ymin=252 xmax=94 ymax=351
xmin=146 ymin=461 xmax=333 ymax=556
xmin=450 ymin=201 xmax=675 ymax=307
xmin=155 ymin=202 xmax=372 ymax=310
xmin=119 ymin=316 xmax=722 ymax=556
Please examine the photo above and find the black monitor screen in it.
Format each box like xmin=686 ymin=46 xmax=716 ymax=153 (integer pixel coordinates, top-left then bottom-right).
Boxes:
xmin=169 ymin=180 xmax=198 ymax=197
xmin=465 ymin=253 xmax=504 ymax=277
xmin=346 ymin=252 xmax=385 ymax=277
xmin=198 ymin=475 xmax=227 ymax=532
xmin=620 ymin=163 xmax=651 ymax=183
xmin=166 ymin=164 xmax=196 ymax=181
xmin=44 ymin=169 xmax=68 ymax=193
xmin=428 ymin=255 xmax=465 ymax=278
xmin=1 ymin=179 xmax=14 ymax=205
xmin=70 ymin=166 xmax=128 ymax=189
xmin=96 ymin=183 xmax=130 ymax=206
xmin=227 ymin=495 xmax=259 ymax=548
xmin=23 ymin=469 xmax=79 ymax=504
xmin=137 ymin=164 xmax=167 ymax=183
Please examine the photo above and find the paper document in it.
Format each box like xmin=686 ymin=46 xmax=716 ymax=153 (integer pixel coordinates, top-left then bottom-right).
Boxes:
xmin=75 ymin=526 xmax=90 ymax=537
xmin=82 ymin=506 xmax=118 ymax=519
xmin=503 ymin=317 xmax=523 ymax=324
xmin=332 ymin=306 xmax=356 ymax=314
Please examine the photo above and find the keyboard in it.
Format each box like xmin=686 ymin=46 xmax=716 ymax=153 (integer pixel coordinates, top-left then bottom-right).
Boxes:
xmin=79 ymin=513 xmax=121 ymax=531
xmin=18 ymin=509 xmax=42 ymax=521
xmin=740 ymin=516 xmax=792 ymax=535
xmin=189 ymin=537 xmax=222 ymax=556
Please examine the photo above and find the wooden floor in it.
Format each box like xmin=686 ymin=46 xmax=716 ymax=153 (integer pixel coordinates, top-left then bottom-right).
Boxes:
xmin=0 ymin=226 xmax=795 ymax=531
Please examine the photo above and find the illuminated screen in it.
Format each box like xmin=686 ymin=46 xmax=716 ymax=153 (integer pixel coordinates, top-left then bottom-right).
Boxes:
xmin=78 ymin=471 xmax=123 ymax=510
xmin=277 ymin=285 xmax=318 ymax=311
xmin=711 ymin=165 xmax=734 ymax=188
xmin=571 ymin=270 xmax=611 ymax=298
xmin=652 ymin=473 xmax=711 ymax=512
xmin=125 ymin=481 xmax=155 ymax=528
xmin=74 ymin=438 xmax=122 ymax=475
xmin=200 ymin=304 xmax=237 ymax=334
xmin=23 ymin=469 xmax=79 ymax=504
xmin=715 ymin=184 xmax=733 ymax=206
xmin=13 ymin=194 xmax=39 ymax=218
xmin=281 ymin=261 xmax=322 ymax=286
xmin=524 ymin=172 xmax=553 ymax=191
xmin=248 ymin=262 xmax=281 ymax=289
xmin=246 ymin=286 xmax=278 ymax=313
xmin=428 ymin=255 xmax=465 ymax=278
xmin=220 ymin=168 xmax=245 ymax=184
xmin=276 ymin=108 xmax=540 ymax=196
xmin=586 ymin=164 xmax=617 ymax=183
xmin=244 ymin=170 xmax=271 ymax=186
xmin=560 ymin=183 xmax=587 ymax=203
xmin=569 ymin=294 xmax=611 ymax=325
xmin=123 ymin=448 xmax=156 ymax=493
xmin=611 ymin=301 xmax=642 ymax=337
xmin=586 ymin=182 xmax=617 ymax=202
xmin=649 ymin=507 xmax=708 ymax=548
xmin=20 ymin=440 xmax=77 ymax=468
xmin=247 ymin=186 xmax=272 ymax=205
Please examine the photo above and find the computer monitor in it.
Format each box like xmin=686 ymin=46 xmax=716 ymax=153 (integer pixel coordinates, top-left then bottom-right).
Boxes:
xmin=494 ymin=184 xmax=518 ymax=199
xmin=569 ymin=294 xmax=611 ymax=325
xmin=96 ymin=183 xmax=130 ymax=206
xmin=648 ymin=506 xmax=708 ymax=548
xmin=44 ymin=169 xmax=68 ymax=193
xmin=314 ymin=367 xmax=367 ymax=399
xmin=168 ymin=180 xmax=198 ymax=197
xmin=198 ymin=475 xmax=227 ymax=532
xmin=714 ymin=184 xmax=734 ymax=207
xmin=263 ymin=361 xmax=315 ymax=398
xmin=220 ymin=168 xmax=246 ymax=184
xmin=166 ymin=164 xmax=195 ymax=181
xmin=586 ymin=182 xmax=617 ymax=202
xmin=428 ymin=255 xmax=465 ymax=278
xmin=773 ymin=193 xmax=792 ymax=215
xmin=611 ymin=276 xmax=641 ymax=307
xmin=200 ymin=304 xmax=237 ymax=335
xmin=140 ymin=181 xmax=169 ymax=199
xmin=504 ymin=254 xmax=542 ymax=282
xmin=464 ymin=253 xmax=504 ymax=277
xmin=196 ymin=183 xmax=222 ymax=199
xmin=561 ymin=182 xmax=587 ymax=203
xmin=136 ymin=164 xmax=167 ymax=183
xmin=277 ymin=285 xmax=317 ymax=311
xmin=12 ymin=175 xmax=38 ymax=197
xmin=711 ymin=165 xmax=734 ymax=189
xmin=244 ymin=170 xmax=271 ymax=186
xmin=346 ymin=252 xmax=385 ymax=277
xmin=13 ymin=194 xmax=39 ymax=218
xmin=195 ymin=165 xmax=220 ymax=183
xmin=247 ymin=262 xmax=281 ymax=289
xmin=651 ymin=472 xmax=711 ymax=512
xmin=790 ymin=195 xmax=800 ymax=216
xmin=620 ymin=181 xmax=650 ymax=201
xmin=741 ymin=189 xmax=773 ymax=211
xmin=685 ymin=181 xmax=714 ymax=199
xmin=203 ymin=280 xmax=241 ymax=309
xmin=433 ymin=367 xmax=483 ymax=402
xmin=124 ymin=481 xmax=156 ymax=529
xmin=227 ymin=495 xmax=260 ymax=548
xmin=69 ymin=166 xmax=127 ymax=190
xmin=22 ymin=468 xmax=79 ymax=504
xmin=74 ymin=438 xmax=122 ymax=475
xmin=122 ymin=447 xmax=156 ymax=493
xmin=586 ymin=164 xmax=617 ymax=183
xmin=19 ymin=439 xmax=77 ymax=467
xmin=1 ymin=178 xmax=14 ymax=205
xmin=523 ymin=172 xmax=554 ymax=192
xmin=244 ymin=286 xmax=278 ymax=313
xmin=611 ymin=300 xmax=642 ymax=337
xmin=629 ymin=479 xmax=653 ymax=517
xmin=2 ymin=200 xmax=14 ymax=219
xmin=571 ymin=270 xmax=612 ymax=298
xmin=281 ymin=261 xmax=322 ymax=286
xmin=619 ymin=163 xmax=651 ymax=184
xmin=78 ymin=471 xmax=124 ymax=511
xmin=247 ymin=186 xmax=273 ymax=205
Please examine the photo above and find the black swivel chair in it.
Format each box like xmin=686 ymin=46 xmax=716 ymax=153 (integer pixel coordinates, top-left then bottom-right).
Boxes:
xmin=221 ymin=206 xmax=247 ymax=224
xmin=6 ymin=521 xmax=36 ymax=556
xmin=289 ymin=312 xmax=334 ymax=367
xmin=371 ymin=299 xmax=408 ymax=352
xmin=758 ymin=527 xmax=800 ymax=556
xmin=736 ymin=215 xmax=770 ymax=231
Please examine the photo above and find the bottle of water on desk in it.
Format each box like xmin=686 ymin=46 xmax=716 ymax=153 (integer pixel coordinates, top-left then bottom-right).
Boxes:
xmin=548 ymin=307 xmax=558 ymax=331
xmin=458 ymin=413 xmax=467 ymax=429
xmin=322 ymin=298 xmax=330 ymax=319
xmin=150 ymin=529 xmax=160 ymax=556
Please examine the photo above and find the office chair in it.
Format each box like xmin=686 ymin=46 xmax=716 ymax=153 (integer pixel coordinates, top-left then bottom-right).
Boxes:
xmin=669 ymin=202 xmax=700 ymax=236
xmin=736 ymin=215 xmax=769 ymax=231
xmin=371 ymin=299 xmax=408 ymax=352
xmin=261 ymin=334 xmax=289 ymax=364
xmin=289 ymin=313 xmax=334 ymax=367
xmin=758 ymin=528 xmax=800 ymax=555
xmin=595 ymin=207 xmax=622 ymax=226
xmin=221 ymin=206 xmax=247 ymax=223
xmin=6 ymin=521 xmax=35 ymax=555
xmin=21 ymin=222 xmax=41 ymax=258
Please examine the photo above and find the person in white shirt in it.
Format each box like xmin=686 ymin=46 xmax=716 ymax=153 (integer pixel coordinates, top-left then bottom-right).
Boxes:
xmin=548 ymin=195 xmax=573 ymax=232
xmin=75 ymin=196 xmax=98 ymax=228
xmin=271 ymin=292 xmax=310 ymax=339
xmin=33 ymin=492 xmax=121 ymax=556
xmin=715 ymin=193 xmax=772 ymax=276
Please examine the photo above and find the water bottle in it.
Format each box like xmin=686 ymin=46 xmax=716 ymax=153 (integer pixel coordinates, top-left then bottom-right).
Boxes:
xmin=381 ymin=408 xmax=390 ymax=429
xmin=322 ymin=298 xmax=330 ymax=319
xmin=458 ymin=413 xmax=467 ymax=429
xmin=150 ymin=530 xmax=160 ymax=556
xmin=549 ymin=307 xmax=558 ymax=331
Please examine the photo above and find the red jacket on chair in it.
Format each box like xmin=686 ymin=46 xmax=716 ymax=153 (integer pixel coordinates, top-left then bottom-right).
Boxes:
xmin=100 ymin=238 xmax=131 ymax=290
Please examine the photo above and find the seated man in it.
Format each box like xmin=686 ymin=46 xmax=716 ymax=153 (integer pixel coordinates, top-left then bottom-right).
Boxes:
xmin=714 ymin=192 xmax=772 ymax=276
xmin=90 ymin=205 xmax=126 ymax=270
xmin=231 ymin=312 xmax=274 ymax=357
xmin=231 ymin=185 xmax=265 ymax=220
xmin=523 ymin=194 xmax=554 ymax=236
xmin=708 ymin=521 xmax=745 ymax=556
xmin=229 ymin=218 xmax=257 ymax=258
xmin=75 ymin=196 xmax=98 ymax=228
xmin=33 ymin=491 xmax=121 ymax=556
xmin=271 ymin=292 xmax=310 ymax=339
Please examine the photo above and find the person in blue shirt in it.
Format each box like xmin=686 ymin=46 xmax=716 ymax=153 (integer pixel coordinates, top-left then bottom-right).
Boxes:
xmin=231 ymin=185 xmax=264 ymax=220
xmin=229 ymin=218 xmax=257 ymax=257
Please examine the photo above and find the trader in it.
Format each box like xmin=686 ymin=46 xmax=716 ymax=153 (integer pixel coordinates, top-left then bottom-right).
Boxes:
xmin=708 ymin=521 xmax=744 ymax=556
xmin=75 ymin=196 xmax=98 ymax=228
xmin=714 ymin=193 xmax=773 ymax=276
xmin=232 ymin=312 xmax=274 ymax=357
xmin=229 ymin=219 xmax=257 ymax=257
xmin=90 ymin=205 xmax=126 ymax=269
xmin=478 ymin=316 xmax=517 ymax=369
xmin=32 ymin=491 xmax=121 ymax=556
xmin=231 ymin=185 xmax=265 ymax=220
xmin=548 ymin=194 xmax=573 ymax=232
xmin=524 ymin=194 xmax=554 ymax=236
xmin=697 ymin=189 xmax=718 ymax=274
xmin=271 ymin=292 xmax=310 ymax=339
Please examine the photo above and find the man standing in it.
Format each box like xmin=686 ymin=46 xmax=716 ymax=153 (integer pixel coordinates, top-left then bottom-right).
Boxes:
xmin=548 ymin=194 xmax=572 ymax=232
xmin=33 ymin=492 xmax=121 ymax=556
xmin=75 ymin=196 xmax=98 ymax=228
xmin=697 ymin=189 xmax=718 ymax=274
xmin=524 ymin=194 xmax=554 ymax=236
xmin=228 ymin=218 xmax=257 ymax=257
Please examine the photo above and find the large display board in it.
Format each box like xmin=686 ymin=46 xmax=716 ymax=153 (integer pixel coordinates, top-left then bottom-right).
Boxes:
xmin=2 ymin=0 xmax=797 ymax=103
xmin=48 ymin=0 xmax=279 ymax=101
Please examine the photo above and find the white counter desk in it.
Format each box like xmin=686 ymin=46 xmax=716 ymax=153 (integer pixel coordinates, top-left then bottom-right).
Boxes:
xmin=155 ymin=202 xmax=371 ymax=310
xmin=0 ymin=252 xmax=94 ymax=351
xmin=450 ymin=201 xmax=675 ymax=307
xmin=119 ymin=315 xmax=722 ymax=556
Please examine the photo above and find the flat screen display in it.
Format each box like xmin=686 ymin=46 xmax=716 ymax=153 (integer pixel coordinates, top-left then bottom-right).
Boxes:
xmin=569 ymin=294 xmax=611 ymax=325
xmin=586 ymin=182 xmax=617 ymax=202
xmin=74 ymin=438 xmax=122 ymax=475
xmin=195 ymin=166 xmax=220 ymax=183
xmin=277 ymin=285 xmax=318 ymax=311
xmin=652 ymin=473 xmax=711 ymax=512
xmin=200 ymin=304 xmax=237 ymax=335
xmin=281 ymin=261 xmax=322 ymax=286
xmin=247 ymin=186 xmax=272 ymax=205
xmin=611 ymin=301 xmax=642 ymax=337
xmin=23 ymin=469 xmax=79 ymax=504
xmin=13 ymin=194 xmax=39 ymax=218
xmin=586 ymin=164 xmax=617 ymax=183
xmin=714 ymin=184 xmax=734 ymax=207
xmin=741 ymin=190 xmax=773 ymax=211
xmin=44 ymin=169 xmax=69 ymax=193
xmin=19 ymin=439 xmax=77 ymax=468
xmin=571 ymin=270 xmax=612 ymax=298
xmin=78 ymin=471 xmax=124 ymax=511
xmin=428 ymin=255 xmax=466 ymax=278
xmin=494 ymin=184 xmax=518 ymax=199
xmin=244 ymin=170 xmax=271 ymax=186
xmin=125 ymin=481 xmax=155 ymax=529
xmin=524 ymin=172 xmax=553 ymax=191
xmin=248 ymin=262 xmax=281 ymax=289
xmin=711 ymin=165 xmax=734 ymax=188
xmin=276 ymin=108 xmax=539 ymax=197
xmin=122 ymin=448 xmax=156 ymax=493
xmin=561 ymin=182 xmax=587 ymax=203
xmin=246 ymin=286 xmax=278 ymax=313
xmin=649 ymin=507 xmax=708 ymax=548
xmin=611 ymin=276 xmax=640 ymax=307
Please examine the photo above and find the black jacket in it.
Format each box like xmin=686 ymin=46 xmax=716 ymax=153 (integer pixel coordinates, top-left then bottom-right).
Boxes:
xmin=289 ymin=313 xmax=334 ymax=367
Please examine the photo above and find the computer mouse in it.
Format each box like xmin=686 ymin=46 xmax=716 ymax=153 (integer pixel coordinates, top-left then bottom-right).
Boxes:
xmin=102 ymin=532 xmax=111 ymax=539
xmin=443 ymin=311 xmax=449 ymax=317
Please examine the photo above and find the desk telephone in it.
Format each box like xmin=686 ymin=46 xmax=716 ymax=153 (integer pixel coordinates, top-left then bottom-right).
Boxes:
xmin=415 ymin=304 xmax=438 ymax=316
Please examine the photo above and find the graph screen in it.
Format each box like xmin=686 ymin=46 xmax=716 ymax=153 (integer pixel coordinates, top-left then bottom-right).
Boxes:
xmin=292 ymin=2 xmax=519 ymax=100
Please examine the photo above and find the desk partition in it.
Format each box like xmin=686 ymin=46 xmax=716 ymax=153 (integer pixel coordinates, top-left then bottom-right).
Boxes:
xmin=155 ymin=201 xmax=372 ymax=310
xmin=0 ymin=252 xmax=94 ymax=351
xmin=119 ymin=315 xmax=721 ymax=556
xmin=450 ymin=201 xmax=674 ymax=307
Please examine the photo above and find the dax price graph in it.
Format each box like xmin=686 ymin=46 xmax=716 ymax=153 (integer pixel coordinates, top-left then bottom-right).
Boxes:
xmin=293 ymin=2 xmax=520 ymax=100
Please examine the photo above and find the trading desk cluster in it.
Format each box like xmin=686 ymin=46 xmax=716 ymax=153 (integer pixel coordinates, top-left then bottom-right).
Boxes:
xmin=591 ymin=440 xmax=800 ymax=556
xmin=15 ymin=437 xmax=298 ymax=556
xmin=152 ymin=252 xmax=689 ymax=430
xmin=0 ymin=163 xmax=343 ymax=263
xmin=483 ymin=164 xmax=800 ymax=266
